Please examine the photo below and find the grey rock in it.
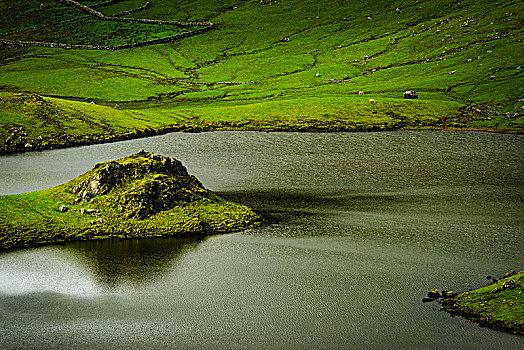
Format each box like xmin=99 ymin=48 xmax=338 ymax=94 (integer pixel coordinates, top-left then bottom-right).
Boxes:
xmin=427 ymin=289 xmax=441 ymax=299
xmin=501 ymin=279 xmax=516 ymax=290
xmin=404 ymin=90 xmax=418 ymax=99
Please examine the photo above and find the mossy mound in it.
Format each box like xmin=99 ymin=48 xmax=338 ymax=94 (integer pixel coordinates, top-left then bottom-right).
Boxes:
xmin=68 ymin=150 xmax=207 ymax=220
xmin=437 ymin=271 xmax=524 ymax=335
xmin=0 ymin=151 xmax=262 ymax=251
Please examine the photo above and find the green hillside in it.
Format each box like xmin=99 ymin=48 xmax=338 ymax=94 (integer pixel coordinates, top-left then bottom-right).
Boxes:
xmin=1 ymin=0 xmax=523 ymax=152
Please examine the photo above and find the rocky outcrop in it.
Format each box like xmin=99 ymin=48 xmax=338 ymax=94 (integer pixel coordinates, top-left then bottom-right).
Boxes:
xmin=72 ymin=150 xmax=188 ymax=199
xmin=422 ymin=289 xmax=455 ymax=302
xmin=404 ymin=90 xmax=419 ymax=99
xmin=70 ymin=150 xmax=210 ymax=220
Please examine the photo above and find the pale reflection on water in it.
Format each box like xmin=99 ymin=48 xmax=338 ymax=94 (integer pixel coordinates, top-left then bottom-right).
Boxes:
xmin=0 ymin=236 xmax=204 ymax=295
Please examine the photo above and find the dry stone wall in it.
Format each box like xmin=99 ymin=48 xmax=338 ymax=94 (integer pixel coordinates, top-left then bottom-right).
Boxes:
xmin=112 ymin=2 xmax=151 ymax=17
xmin=58 ymin=0 xmax=213 ymax=27
xmin=58 ymin=0 xmax=105 ymax=19
xmin=90 ymin=0 xmax=127 ymax=9
xmin=0 ymin=0 xmax=214 ymax=50
xmin=178 ymin=80 xmax=256 ymax=86
xmin=0 ymin=26 xmax=213 ymax=50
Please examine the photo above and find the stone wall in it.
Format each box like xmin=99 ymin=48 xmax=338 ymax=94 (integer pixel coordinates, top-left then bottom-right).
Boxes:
xmin=57 ymin=0 xmax=213 ymax=27
xmin=326 ymin=79 xmax=351 ymax=83
xmin=112 ymin=2 xmax=151 ymax=17
xmin=0 ymin=25 xmax=214 ymax=50
xmin=178 ymin=80 xmax=256 ymax=86
xmin=0 ymin=0 xmax=214 ymax=51
xmin=90 ymin=0 xmax=127 ymax=9
xmin=58 ymin=0 xmax=105 ymax=19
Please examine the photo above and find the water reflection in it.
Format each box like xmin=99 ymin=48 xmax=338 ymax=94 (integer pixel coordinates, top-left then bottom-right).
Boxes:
xmin=65 ymin=236 xmax=205 ymax=290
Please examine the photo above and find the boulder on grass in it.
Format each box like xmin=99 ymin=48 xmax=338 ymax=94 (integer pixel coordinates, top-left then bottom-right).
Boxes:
xmin=404 ymin=90 xmax=418 ymax=99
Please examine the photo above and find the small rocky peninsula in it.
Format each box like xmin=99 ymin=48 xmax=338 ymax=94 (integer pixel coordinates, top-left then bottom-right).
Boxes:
xmin=0 ymin=150 xmax=261 ymax=251
xmin=425 ymin=271 xmax=523 ymax=335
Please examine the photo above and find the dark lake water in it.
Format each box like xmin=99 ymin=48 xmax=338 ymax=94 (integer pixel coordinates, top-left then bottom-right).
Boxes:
xmin=0 ymin=131 xmax=523 ymax=349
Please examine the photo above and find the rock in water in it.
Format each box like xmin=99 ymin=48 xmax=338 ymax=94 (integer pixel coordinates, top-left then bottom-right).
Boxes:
xmin=427 ymin=289 xmax=441 ymax=299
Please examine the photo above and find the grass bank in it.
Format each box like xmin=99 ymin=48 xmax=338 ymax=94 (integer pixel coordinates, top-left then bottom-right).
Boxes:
xmin=432 ymin=271 xmax=524 ymax=335
xmin=0 ymin=150 xmax=262 ymax=251
xmin=1 ymin=91 xmax=521 ymax=154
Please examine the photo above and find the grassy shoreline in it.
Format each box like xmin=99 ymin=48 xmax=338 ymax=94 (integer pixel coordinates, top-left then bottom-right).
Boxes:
xmin=2 ymin=122 xmax=523 ymax=156
xmin=1 ymin=91 xmax=521 ymax=155
xmin=431 ymin=271 xmax=524 ymax=335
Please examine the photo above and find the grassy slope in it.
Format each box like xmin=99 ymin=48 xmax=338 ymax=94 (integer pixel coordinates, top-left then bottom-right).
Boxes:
xmin=0 ymin=151 xmax=261 ymax=251
xmin=440 ymin=271 xmax=524 ymax=335
xmin=0 ymin=92 xmax=188 ymax=152
xmin=0 ymin=0 xmax=523 ymax=153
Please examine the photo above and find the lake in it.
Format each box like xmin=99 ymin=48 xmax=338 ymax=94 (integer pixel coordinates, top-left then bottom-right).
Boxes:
xmin=0 ymin=131 xmax=523 ymax=349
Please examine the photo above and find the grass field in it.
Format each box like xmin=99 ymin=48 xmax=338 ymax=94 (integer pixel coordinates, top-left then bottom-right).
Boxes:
xmin=0 ymin=0 xmax=523 ymax=153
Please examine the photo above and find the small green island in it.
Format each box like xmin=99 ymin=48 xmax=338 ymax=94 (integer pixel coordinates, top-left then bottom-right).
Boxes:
xmin=0 ymin=150 xmax=261 ymax=251
xmin=426 ymin=271 xmax=524 ymax=335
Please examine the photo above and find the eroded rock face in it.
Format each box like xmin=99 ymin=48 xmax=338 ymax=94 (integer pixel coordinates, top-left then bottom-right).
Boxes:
xmin=122 ymin=174 xmax=209 ymax=220
xmin=70 ymin=150 xmax=207 ymax=219
xmin=72 ymin=150 xmax=189 ymax=199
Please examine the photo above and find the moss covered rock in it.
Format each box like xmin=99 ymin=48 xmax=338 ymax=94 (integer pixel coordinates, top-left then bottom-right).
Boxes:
xmin=69 ymin=150 xmax=211 ymax=220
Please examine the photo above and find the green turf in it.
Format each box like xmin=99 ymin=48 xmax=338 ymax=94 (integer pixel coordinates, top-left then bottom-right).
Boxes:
xmin=0 ymin=0 xmax=523 ymax=153
xmin=440 ymin=271 xmax=524 ymax=335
